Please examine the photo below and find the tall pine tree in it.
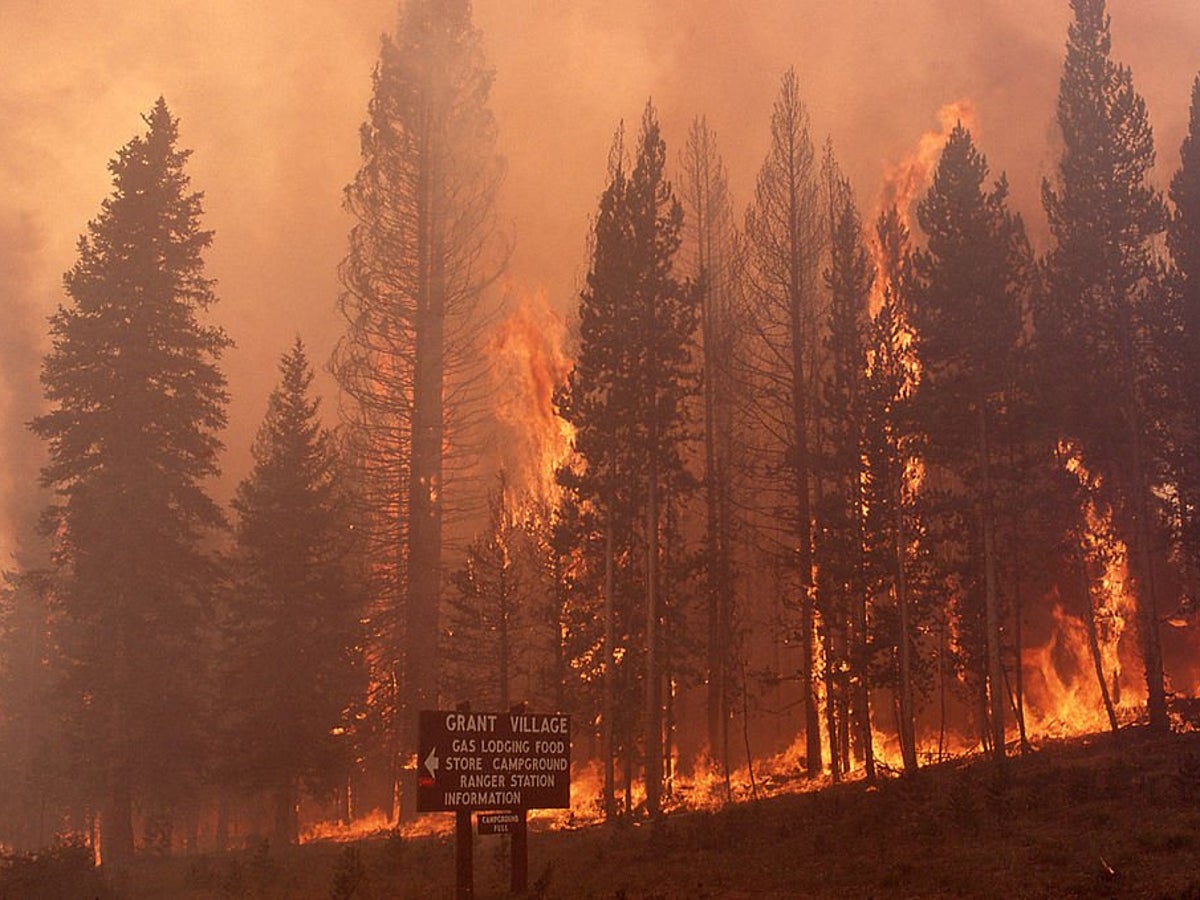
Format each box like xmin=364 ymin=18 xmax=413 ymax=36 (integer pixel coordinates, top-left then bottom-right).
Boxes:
xmin=332 ymin=0 xmax=505 ymax=816
xmin=31 ymin=99 xmax=229 ymax=866
xmin=911 ymin=125 xmax=1030 ymax=764
xmin=223 ymin=339 xmax=364 ymax=846
xmin=1040 ymin=0 xmax=1171 ymax=732
xmin=742 ymin=69 xmax=824 ymax=777
xmin=558 ymin=102 xmax=698 ymax=818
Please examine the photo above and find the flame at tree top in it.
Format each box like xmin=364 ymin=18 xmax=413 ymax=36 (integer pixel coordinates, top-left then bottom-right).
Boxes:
xmin=878 ymin=99 xmax=978 ymax=227
xmin=486 ymin=291 xmax=574 ymax=506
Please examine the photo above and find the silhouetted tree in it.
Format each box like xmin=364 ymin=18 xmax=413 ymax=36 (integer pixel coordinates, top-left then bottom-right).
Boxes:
xmin=678 ymin=116 xmax=742 ymax=784
xmin=1168 ymin=75 xmax=1200 ymax=593
xmin=1039 ymin=0 xmax=1171 ymax=732
xmin=911 ymin=125 xmax=1031 ymax=765
xmin=30 ymin=99 xmax=229 ymax=866
xmin=742 ymin=69 xmax=824 ymax=777
xmin=815 ymin=151 xmax=875 ymax=783
xmin=223 ymin=340 xmax=365 ymax=846
xmin=558 ymin=102 xmax=699 ymax=818
xmin=862 ymin=207 xmax=925 ymax=773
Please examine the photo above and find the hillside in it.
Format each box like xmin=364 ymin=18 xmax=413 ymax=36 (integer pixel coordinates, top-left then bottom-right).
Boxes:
xmin=5 ymin=727 xmax=1200 ymax=899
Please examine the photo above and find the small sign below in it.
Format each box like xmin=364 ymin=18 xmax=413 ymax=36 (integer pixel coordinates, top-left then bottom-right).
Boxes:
xmin=477 ymin=811 xmax=522 ymax=835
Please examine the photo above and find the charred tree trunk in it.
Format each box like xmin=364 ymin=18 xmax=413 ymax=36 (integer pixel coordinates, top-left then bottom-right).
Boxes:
xmin=273 ymin=782 xmax=298 ymax=847
xmin=1129 ymin=420 xmax=1168 ymax=733
xmin=896 ymin=479 xmax=918 ymax=774
xmin=1081 ymin=562 xmax=1121 ymax=735
xmin=645 ymin=454 xmax=662 ymax=816
xmin=603 ymin=519 xmax=617 ymax=822
xmin=979 ymin=407 xmax=1005 ymax=768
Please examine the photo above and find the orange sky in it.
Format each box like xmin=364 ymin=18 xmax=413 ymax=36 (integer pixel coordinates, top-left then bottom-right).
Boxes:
xmin=2 ymin=1 xmax=1200 ymax=563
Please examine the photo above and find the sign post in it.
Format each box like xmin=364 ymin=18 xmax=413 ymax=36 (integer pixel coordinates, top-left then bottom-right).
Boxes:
xmin=418 ymin=708 xmax=570 ymax=896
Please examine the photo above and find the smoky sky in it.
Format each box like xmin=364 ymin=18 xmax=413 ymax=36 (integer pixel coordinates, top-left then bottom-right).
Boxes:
xmin=2 ymin=1 xmax=1200 ymax=556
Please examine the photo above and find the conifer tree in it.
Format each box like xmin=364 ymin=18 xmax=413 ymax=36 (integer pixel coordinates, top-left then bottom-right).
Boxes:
xmin=1040 ymin=0 xmax=1171 ymax=731
xmin=224 ymin=339 xmax=364 ymax=846
xmin=332 ymin=0 xmax=505 ymax=813
xmin=742 ymin=68 xmax=824 ymax=777
xmin=911 ymin=125 xmax=1030 ymax=764
xmin=678 ymin=116 xmax=742 ymax=783
xmin=816 ymin=153 xmax=875 ymax=782
xmin=558 ymin=102 xmax=698 ymax=818
xmin=30 ymin=99 xmax=229 ymax=866
xmin=1168 ymin=75 xmax=1200 ymax=589
xmin=862 ymin=207 xmax=925 ymax=773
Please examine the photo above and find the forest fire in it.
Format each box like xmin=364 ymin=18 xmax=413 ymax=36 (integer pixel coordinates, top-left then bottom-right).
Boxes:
xmin=1016 ymin=442 xmax=1146 ymax=738
xmin=486 ymin=291 xmax=574 ymax=505
xmin=7 ymin=2 xmax=1200 ymax=896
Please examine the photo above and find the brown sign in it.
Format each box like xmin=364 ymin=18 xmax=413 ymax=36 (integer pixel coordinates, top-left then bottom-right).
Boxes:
xmin=416 ymin=710 xmax=571 ymax=812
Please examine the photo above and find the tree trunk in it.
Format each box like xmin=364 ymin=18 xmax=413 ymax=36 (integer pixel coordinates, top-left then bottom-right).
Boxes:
xmin=603 ymin=519 xmax=617 ymax=821
xmin=896 ymin=477 xmax=918 ymax=774
xmin=102 ymin=780 xmax=135 ymax=869
xmin=403 ymin=87 xmax=447 ymax=820
xmin=645 ymin=457 xmax=662 ymax=816
xmin=979 ymin=407 xmax=1005 ymax=768
xmin=1081 ymin=562 xmax=1121 ymax=735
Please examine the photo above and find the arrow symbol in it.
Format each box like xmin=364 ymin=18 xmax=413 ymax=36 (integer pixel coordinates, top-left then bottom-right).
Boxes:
xmin=424 ymin=747 xmax=440 ymax=779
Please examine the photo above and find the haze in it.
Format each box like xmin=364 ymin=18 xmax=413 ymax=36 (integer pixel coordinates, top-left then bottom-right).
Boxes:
xmin=2 ymin=0 xmax=1200 ymax=563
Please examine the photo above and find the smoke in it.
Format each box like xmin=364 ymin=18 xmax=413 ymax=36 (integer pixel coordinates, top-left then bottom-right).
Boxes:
xmin=0 ymin=212 xmax=50 ymax=570
xmin=0 ymin=0 xmax=1197 ymax=519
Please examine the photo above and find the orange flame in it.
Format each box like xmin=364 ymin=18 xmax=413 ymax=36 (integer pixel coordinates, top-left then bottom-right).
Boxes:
xmin=486 ymin=291 xmax=574 ymax=506
xmin=1021 ymin=443 xmax=1145 ymax=737
xmin=878 ymin=99 xmax=978 ymax=227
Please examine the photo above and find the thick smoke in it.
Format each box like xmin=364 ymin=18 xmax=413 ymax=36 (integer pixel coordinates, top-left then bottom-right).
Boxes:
xmin=0 ymin=213 xmax=50 ymax=569
xmin=0 ymin=0 xmax=1197 ymax=514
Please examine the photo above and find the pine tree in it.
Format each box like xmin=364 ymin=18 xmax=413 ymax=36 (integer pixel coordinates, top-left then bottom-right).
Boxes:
xmin=678 ymin=116 xmax=742 ymax=785
xmin=911 ymin=125 xmax=1030 ymax=765
xmin=558 ymin=102 xmax=698 ymax=818
xmin=815 ymin=152 xmax=875 ymax=783
xmin=862 ymin=207 xmax=925 ymax=773
xmin=1040 ymin=0 xmax=1171 ymax=731
xmin=742 ymin=68 xmax=824 ymax=777
xmin=223 ymin=339 xmax=364 ymax=846
xmin=1168 ymin=75 xmax=1200 ymax=590
xmin=30 ymin=99 xmax=229 ymax=866
xmin=332 ymin=0 xmax=505 ymax=815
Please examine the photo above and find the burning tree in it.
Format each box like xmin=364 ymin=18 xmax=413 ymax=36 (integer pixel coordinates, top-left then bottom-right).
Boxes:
xmin=30 ymin=99 xmax=230 ymax=866
xmin=814 ymin=151 xmax=876 ymax=783
xmin=861 ymin=207 xmax=929 ymax=773
xmin=1039 ymin=0 xmax=1171 ymax=732
xmin=557 ymin=102 xmax=700 ymax=819
xmin=331 ymin=0 xmax=505 ymax=817
xmin=221 ymin=340 xmax=366 ymax=846
xmin=909 ymin=124 xmax=1031 ymax=764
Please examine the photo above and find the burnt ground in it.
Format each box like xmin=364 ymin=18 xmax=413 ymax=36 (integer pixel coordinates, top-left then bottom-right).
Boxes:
xmin=5 ymin=728 xmax=1200 ymax=898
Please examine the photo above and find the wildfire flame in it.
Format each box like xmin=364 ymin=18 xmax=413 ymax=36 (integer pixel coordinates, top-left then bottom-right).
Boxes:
xmin=1021 ymin=443 xmax=1145 ymax=736
xmin=486 ymin=291 xmax=574 ymax=505
xmin=878 ymin=99 xmax=978 ymax=228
